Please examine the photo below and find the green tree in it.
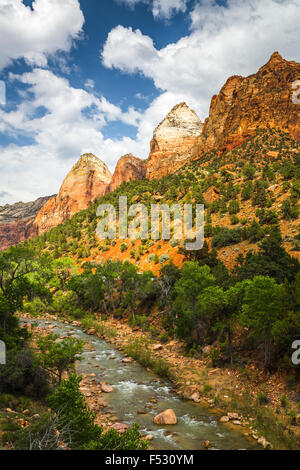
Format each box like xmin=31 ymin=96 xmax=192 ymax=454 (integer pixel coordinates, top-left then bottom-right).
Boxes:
xmin=38 ymin=334 xmax=83 ymax=384
xmin=197 ymin=281 xmax=249 ymax=364
xmin=173 ymin=263 xmax=215 ymax=344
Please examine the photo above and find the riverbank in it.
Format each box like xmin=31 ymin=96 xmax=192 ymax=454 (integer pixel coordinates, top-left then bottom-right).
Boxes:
xmin=21 ymin=315 xmax=259 ymax=450
xmin=20 ymin=312 xmax=300 ymax=450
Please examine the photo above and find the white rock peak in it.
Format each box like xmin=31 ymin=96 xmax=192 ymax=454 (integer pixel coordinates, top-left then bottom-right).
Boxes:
xmin=70 ymin=153 xmax=112 ymax=183
xmin=154 ymin=102 xmax=203 ymax=140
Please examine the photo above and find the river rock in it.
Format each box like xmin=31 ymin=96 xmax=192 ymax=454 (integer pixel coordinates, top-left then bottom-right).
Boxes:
xmin=144 ymin=434 xmax=153 ymax=441
xmin=122 ymin=357 xmax=133 ymax=363
xmin=258 ymin=437 xmax=271 ymax=449
xmin=112 ymin=423 xmax=129 ymax=434
xmin=87 ymin=328 xmax=96 ymax=335
xmin=153 ymin=344 xmax=163 ymax=351
xmin=101 ymin=383 xmax=114 ymax=393
xmin=204 ymin=440 xmax=212 ymax=449
xmin=153 ymin=409 xmax=177 ymax=425
xmin=227 ymin=412 xmax=239 ymax=420
xmin=202 ymin=345 xmax=212 ymax=356
xmin=220 ymin=416 xmax=230 ymax=423
xmin=190 ymin=392 xmax=200 ymax=403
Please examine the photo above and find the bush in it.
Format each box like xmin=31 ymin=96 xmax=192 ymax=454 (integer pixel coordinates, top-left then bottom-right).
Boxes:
xmin=228 ymin=200 xmax=240 ymax=214
xmin=212 ymin=228 xmax=242 ymax=248
xmin=86 ymin=424 xmax=148 ymax=451
xmin=159 ymin=254 xmax=170 ymax=264
xmin=281 ymin=199 xmax=299 ymax=220
xmin=23 ymin=298 xmax=48 ymax=316
xmin=257 ymin=392 xmax=269 ymax=405
xmin=230 ymin=214 xmax=239 ymax=225
xmin=120 ymin=243 xmax=128 ymax=253
xmin=0 ymin=347 xmax=49 ymax=399
xmin=47 ymin=374 xmax=101 ymax=449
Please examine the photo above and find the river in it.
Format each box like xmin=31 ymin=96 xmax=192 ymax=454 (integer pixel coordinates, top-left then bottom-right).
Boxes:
xmin=25 ymin=318 xmax=258 ymax=451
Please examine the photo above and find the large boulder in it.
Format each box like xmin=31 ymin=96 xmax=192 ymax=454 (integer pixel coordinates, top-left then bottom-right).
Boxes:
xmin=153 ymin=409 xmax=177 ymax=425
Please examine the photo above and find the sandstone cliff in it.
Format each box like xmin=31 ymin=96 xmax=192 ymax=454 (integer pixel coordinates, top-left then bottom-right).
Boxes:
xmin=106 ymin=154 xmax=146 ymax=193
xmin=199 ymin=52 xmax=300 ymax=154
xmin=0 ymin=196 xmax=53 ymax=250
xmin=34 ymin=154 xmax=112 ymax=235
xmin=146 ymin=102 xmax=203 ymax=180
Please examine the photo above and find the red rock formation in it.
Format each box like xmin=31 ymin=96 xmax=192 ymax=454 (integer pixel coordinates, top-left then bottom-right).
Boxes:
xmin=106 ymin=154 xmax=146 ymax=193
xmin=200 ymin=52 xmax=300 ymax=154
xmin=34 ymin=154 xmax=112 ymax=235
xmin=146 ymin=102 xmax=203 ymax=180
xmin=0 ymin=196 xmax=53 ymax=251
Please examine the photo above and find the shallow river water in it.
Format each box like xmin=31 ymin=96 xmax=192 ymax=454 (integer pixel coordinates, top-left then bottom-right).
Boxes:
xmin=25 ymin=318 xmax=259 ymax=451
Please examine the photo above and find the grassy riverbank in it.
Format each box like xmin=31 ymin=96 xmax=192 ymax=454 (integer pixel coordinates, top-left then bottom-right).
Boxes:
xmin=20 ymin=311 xmax=300 ymax=450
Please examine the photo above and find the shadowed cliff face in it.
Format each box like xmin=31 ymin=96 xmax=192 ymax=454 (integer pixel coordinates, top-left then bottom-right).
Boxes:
xmin=34 ymin=154 xmax=112 ymax=235
xmin=106 ymin=154 xmax=146 ymax=193
xmin=199 ymin=52 xmax=300 ymax=154
xmin=146 ymin=102 xmax=203 ymax=180
xmin=0 ymin=196 xmax=54 ymax=251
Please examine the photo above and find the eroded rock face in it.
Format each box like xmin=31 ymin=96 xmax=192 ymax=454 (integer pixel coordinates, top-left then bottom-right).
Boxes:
xmin=34 ymin=154 xmax=112 ymax=235
xmin=0 ymin=196 xmax=53 ymax=251
xmin=146 ymin=102 xmax=203 ymax=180
xmin=106 ymin=154 xmax=146 ymax=193
xmin=200 ymin=52 xmax=300 ymax=153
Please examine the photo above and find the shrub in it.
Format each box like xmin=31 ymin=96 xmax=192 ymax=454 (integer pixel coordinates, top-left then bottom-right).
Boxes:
xmin=243 ymin=165 xmax=256 ymax=180
xmin=170 ymin=239 xmax=180 ymax=248
xmin=281 ymin=199 xmax=299 ymax=220
xmin=230 ymin=215 xmax=239 ymax=225
xmin=120 ymin=243 xmax=128 ymax=253
xmin=228 ymin=200 xmax=240 ymax=214
xmin=211 ymin=228 xmax=242 ymax=248
xmin=159 ymin=254 xmax=170 ymax=264
xmin=0 ymin=347 xmax=49 ymax=399
xmin=257 ymin=392 xmax=269 ymax=405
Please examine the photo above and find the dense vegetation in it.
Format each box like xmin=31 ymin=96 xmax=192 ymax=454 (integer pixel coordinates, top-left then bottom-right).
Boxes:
xmin=0 ymin=128 xmax=299 ymax=449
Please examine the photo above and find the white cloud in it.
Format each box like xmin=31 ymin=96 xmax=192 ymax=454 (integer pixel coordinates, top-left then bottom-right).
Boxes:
xmin=2 ymin=0 xmax=300 ymax=206
xmin=0 ymin=0 xmax=84 ymax=70
xmin=0 ymin=69 xmax=145 ymax=204
xmin=117 ymin=0 xmax=188 ymax=19
xmin=102 ymin=26 xmax=158 ymax=74
xmin=152 ymin=0 xmax=188 ymax=18
xmin=103 ymin=0 xmax=300 ymax=120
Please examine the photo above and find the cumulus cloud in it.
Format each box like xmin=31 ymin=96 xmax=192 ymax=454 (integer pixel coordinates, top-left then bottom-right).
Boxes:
xmin=0 ymin=0 xmax=84 ymax=70
xmin=103 ymin=0 xmax=300 ymax=120
xmin=152 ymin=0 xmax=188 ymax=18
xmin=117 ymin=0 xmax=188 ymax=19
xmin=0 ymin=69 xmax=145 ymax=203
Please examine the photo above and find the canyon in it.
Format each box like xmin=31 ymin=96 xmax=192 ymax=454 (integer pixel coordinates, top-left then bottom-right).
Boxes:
xmin=0 ymin=52 xmax=299 ymax=250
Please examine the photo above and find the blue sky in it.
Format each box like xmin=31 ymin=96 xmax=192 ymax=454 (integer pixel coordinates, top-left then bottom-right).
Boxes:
xmin=0 ymin=0 xmax=299 ymax=204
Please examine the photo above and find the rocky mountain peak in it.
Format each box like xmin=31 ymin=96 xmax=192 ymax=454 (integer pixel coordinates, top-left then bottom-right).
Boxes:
xmin=146 ymin=102 xmax=203 ymax=179
xmin=68 ymin=153 xmax=112 ymax=183
xmin=34 ymin=153 xmax=112 ymax=235
xmin=107 ymin=154 xmax=146 ymax=193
